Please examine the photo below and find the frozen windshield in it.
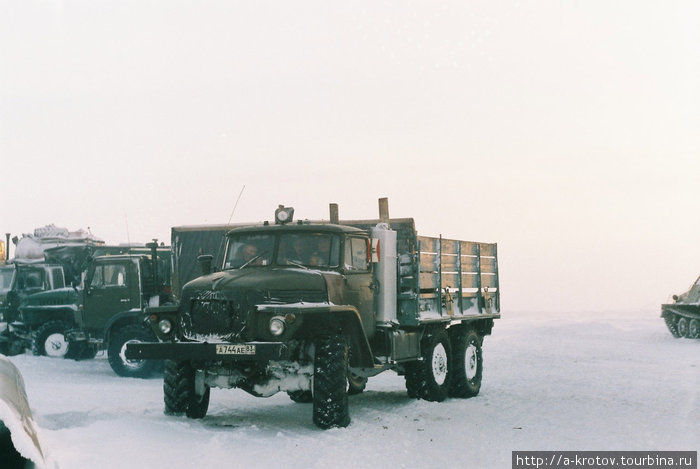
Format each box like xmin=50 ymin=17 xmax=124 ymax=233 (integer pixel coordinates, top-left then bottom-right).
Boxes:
xmin=0 ymin=267 xmax=14 ymax=293
xmin=224 ymin=232 xmax=340 ymax=269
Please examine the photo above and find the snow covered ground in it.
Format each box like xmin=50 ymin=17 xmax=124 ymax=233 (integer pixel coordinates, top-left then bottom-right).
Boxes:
xmin=6 ymin=309 xmax=698 ymax=468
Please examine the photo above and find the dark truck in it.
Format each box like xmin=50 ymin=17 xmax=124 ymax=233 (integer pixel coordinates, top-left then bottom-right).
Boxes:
xmin=127 ymin=199 xmax=500 ymax=428
xmin=18 ymin=243 xmax=172 ymax=377
xmin=0 ymin=262 xmax=67 ymax=355
xmin=661 ymin=275 xmax=700 ymax=339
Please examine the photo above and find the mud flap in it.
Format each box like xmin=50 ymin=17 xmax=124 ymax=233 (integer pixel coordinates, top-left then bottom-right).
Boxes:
xmin=0 ymin=354 xmax=51 ymax=468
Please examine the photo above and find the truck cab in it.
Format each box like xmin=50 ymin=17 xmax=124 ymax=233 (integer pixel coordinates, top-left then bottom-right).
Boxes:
xmin=176 ymin=223 xmax=375 ymax=346
xmin=0 ymin=263 xmax=65 ymax=324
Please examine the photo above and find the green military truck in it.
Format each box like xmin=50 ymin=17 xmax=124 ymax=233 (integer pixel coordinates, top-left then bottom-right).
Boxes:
xmin=661 ymin=275 xmax=700 ymax=339
xmin=127 ymin=199 xmax=500 ymax=428
xmin=18 ymin=243 xmax=172 ymax=377
xmin=0 ymin=262 xmax=67 ymax=355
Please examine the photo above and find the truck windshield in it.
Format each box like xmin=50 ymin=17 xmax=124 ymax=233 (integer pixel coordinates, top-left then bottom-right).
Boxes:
xmin=15 ymin=268 xmax=45 ymax=291
xmin=223 ymin=232 xmax=340 ymax=269
xmin=224 ymin=234 xmax=275 ymax=269
xmin=0 ymin=267 xmax=14 ymax=293
xmin=278 ymin=233 xmax=339 ymax=268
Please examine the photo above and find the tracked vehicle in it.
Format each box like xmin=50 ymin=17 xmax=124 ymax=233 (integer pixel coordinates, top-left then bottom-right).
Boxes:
xmin=127 ymin=199 xmax=500 ymax=428
xmin=662 ymin=275 xmax=700 ymax=339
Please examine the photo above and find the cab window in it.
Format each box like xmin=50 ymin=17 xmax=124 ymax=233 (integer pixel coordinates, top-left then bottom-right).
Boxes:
xmin=91 ymin=264 xmax=127 ymax=288
xmin=278 ymin=233 xmax=340 ymax=268
xmin=17 ymin=270 xmax=46 ymax=290
xmin=50 ymin=267 xmax=65 ymax=289
xmin=344 ymin=237 xmax=369 ymax=272
xmin=224 ymin=234 xmax=275 ymax=269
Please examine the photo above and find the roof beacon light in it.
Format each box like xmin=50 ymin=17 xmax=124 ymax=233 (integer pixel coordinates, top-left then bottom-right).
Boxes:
xmin=275 ymin=205 xmax=295 ymax=225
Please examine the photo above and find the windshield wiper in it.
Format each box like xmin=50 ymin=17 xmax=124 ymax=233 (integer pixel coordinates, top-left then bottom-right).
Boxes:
xmin=286 ymin=259 xmax=309 ymax=270
xmin=240 ymin=251 xmax=268 ymax=269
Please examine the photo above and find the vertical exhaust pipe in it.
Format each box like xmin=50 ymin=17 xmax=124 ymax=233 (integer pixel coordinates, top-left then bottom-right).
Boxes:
xmin=146 ymin=239 xmax=159 ymax=298
xmin=378 ymin=197 xmax=390 ymax=228
xmin=329 ymin=203 xmax=339 ymax=224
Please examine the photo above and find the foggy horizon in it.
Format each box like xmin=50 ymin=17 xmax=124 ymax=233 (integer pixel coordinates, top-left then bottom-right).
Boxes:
xmin=1 ymin=1 xmax=698 ymax=313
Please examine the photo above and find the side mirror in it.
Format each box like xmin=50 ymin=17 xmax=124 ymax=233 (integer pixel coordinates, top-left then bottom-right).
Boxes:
xmin=198 ymin=255 xmax=214 ymax=276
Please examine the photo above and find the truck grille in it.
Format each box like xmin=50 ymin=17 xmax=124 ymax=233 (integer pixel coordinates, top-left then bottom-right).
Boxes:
xmin=181 ymin=290 xmax=247 ymax=342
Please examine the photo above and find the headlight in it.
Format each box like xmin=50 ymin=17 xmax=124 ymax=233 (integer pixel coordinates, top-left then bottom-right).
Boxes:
xmin=274 ymin=206 xmax=295 ymax=225
xmin=158 ymin=319 xmax=172 ymax=335
xmin=269 ymin=316 xmax=286 ymax=336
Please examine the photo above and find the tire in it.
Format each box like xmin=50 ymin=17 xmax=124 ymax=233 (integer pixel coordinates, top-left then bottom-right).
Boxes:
xmin=677 ymin=317 xmax=689 ymax=338
xmin=312 ymin=336 xmax=350 ymax=429
xmin=108 ymin=324 xmax=158 ymax=378
xmin=287 ymin=390 xmax=313 ymax=403
xmin=163 ymin=360 xmax=210 ymax=419
xmin=32 ymin=321 xmax=71 ymax=358
xmin=347 ymin=372 xmax=367 ymax=395
xmin=404 ymin=328 xmax=451 ymax=402
xmin=448 ymin=328 xmax=483 ymax=398
xmin=664 ymin=315 xmax=681 ymax=338
xmin=688 ymin=319 xmax=699 ymax=339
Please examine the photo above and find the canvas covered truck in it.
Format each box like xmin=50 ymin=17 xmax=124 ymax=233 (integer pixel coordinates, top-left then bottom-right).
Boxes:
xmin=126 ymin=199 xmax=500 ymax=428
xmin=661 ymin=275 xmax=700 ymax=339
xmin=18 ymin=243 xmax=173 ymax=377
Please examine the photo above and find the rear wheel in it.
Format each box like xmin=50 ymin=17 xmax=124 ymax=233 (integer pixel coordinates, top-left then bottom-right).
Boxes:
xmin=677 ymin=317 xmax=689 ymax=338
xmin=163 ymin=360 xmax=210 ymax=418
xmin=108 ymin=324 xmax=158 ymax=378
xmin=312 ymin=336 xmax=350 ymax=429
xmin=688 ymin=319 xmax=699 ymax=339
xmin=448 ymin=328 xmax=483 ymax=398
xmin=33 ymin=321 xmax=71 ymax=358
xmin=405 ymin=328 xmax=451 ymax=402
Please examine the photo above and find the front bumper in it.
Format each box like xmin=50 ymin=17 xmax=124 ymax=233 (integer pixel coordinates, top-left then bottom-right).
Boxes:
xmin=125 ymin=341 xmax=291 ymax=362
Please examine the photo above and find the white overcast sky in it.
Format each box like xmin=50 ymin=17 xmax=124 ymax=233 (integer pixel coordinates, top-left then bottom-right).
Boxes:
xmin=1 ymin=1 xmax=698 ymax=313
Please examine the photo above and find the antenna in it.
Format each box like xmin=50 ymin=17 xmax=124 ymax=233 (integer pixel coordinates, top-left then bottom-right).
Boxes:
xmin=227 ymin=185 xmax=246 ymax=225
xmin=216 ymin=185 xmax=247 ymax=266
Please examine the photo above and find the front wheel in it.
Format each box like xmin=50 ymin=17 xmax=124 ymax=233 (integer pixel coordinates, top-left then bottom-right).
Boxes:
xmin=108 ymin=324 xmax=158 ymax=378
xmin=163 ymin=360 xmax=210 ymax=418
xmin=33 ymin=321 xmax=71 ymax=358
xmin=312 ymin=336 xmax=350 ymax=429
xmin=677 ymin=317 xmax=689 ymax=338
xmin=448 ymin=328 xmax=483 ymax=398
xmin=404 ymin=328 xmax=451 ymax=402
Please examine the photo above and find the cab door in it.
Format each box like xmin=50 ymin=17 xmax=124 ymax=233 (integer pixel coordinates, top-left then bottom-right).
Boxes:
xmin=342 ymin=236 xmax=376 ymax=338
xmin=83 ymin=259 xmax=141 ymax=334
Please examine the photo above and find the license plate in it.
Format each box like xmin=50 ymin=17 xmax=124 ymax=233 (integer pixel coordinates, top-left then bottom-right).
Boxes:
xmin=215 ymin=344 xmax=256 ymax=355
